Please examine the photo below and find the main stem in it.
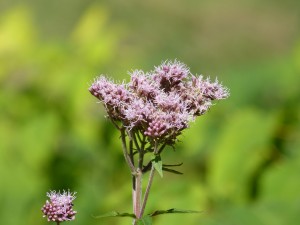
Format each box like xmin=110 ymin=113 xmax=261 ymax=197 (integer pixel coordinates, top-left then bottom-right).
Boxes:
xmin=122 ymin=129 xmax=160 ymax=224
xmin=134 ymin=169 xmax=142 ymax=219
xmin=132 ymin=131 xmax=143 ymax=224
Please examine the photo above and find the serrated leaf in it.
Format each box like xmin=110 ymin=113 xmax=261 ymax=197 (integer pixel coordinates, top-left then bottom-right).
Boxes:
xmin=162 ymin=167 xmax=183 ymax=175
xmin=149 ymin=208 xmax=201 ymax=217
xmin=93 ymin=211 xmax=136 ymax=219
xmin=151 ymin=154 xmax=163 ymax=177
xmin=136 ymin=215 xmax=152 ymax=225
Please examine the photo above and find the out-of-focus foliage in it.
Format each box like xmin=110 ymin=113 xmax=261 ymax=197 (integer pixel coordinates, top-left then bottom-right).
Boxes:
xmin=0 ymin=1 xmax=300 ymax=225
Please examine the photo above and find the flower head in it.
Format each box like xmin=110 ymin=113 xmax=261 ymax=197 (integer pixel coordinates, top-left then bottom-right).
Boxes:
xmin=89 ymin=60 xmax=229 ymax=143
xmin=41 ymin=190 xmax=77 ymax=222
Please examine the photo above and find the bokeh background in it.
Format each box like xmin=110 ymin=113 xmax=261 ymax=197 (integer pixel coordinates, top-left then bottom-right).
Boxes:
xmin=1 ymin=0 xmax=300 ymax=224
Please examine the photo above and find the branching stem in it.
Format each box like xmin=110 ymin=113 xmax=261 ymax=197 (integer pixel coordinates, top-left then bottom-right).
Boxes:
xmin=120 ymin=128 xmax=135 ymax=172
xmin=139 ymin=141 xmax=159 ymax=218
xmin=139 ymin=164 xmax=155 ymax=218
xmin=122 ymin=130 xmax=166 ymax=224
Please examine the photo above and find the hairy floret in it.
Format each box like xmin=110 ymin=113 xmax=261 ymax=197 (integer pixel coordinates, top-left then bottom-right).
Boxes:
xmin=41 ymin=190 xmax=77 ymax=222
xmin=89 ymin=60 xmax=229 ymax=142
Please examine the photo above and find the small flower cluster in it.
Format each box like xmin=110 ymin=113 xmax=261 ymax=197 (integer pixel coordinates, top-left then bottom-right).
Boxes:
xmin=89 ymin=60 xmax=229 ymax=143
xmin=42 ymin=190 xmax=77 ymax=222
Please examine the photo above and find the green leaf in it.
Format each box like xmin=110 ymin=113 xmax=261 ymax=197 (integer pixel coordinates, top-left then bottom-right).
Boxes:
xmin=136 ymin=215 xmax=152 ymax=225
xmin=93 ymin=211 xmax=136 ymax=219
xmin=149 ymin=208 xmax=201 ymax=217
xmin=163 ymin=162 xmax=183 ymax=167
xmin=162 ymin=167 xmax=183 ymax=175
xmin=151 ymin=154 xmax=163 ymax=177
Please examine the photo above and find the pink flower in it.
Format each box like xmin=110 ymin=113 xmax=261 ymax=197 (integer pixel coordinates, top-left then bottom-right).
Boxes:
xmin=89 ymin=60 xmax=229 ymax=142
xmin=41 ymin=190 xmax=77 ymax=222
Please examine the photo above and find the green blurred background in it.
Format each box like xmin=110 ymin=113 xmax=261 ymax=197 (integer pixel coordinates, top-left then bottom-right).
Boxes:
xmin=1 ymin=0 xmax=300 ymax=224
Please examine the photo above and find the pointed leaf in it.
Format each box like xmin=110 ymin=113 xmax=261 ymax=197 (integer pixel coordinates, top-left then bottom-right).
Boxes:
xmin=163 ymin=162 xmax=183 ymax=167
xmin=151 ymin=154 xmax=163 ymax=177
xmin=93 ymin=211 xmax=136 ymax=219
xmin=162 ymin=167 xmax=183 ymax=175
xmin=149 ymin=208 xmax=201 ymax=217
xmin=136 ymin=215 xmax=152 ymax=225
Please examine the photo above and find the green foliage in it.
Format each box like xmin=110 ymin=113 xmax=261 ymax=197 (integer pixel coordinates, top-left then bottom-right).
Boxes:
xmin=1 ymin=1 xmax=300 ymax=225
xmin=208 ymin=109 xmax=278 ymax=203
xmin=151 ymin=154 xmax=163 ymax=177
xmin=136 ymin=215 xmax=152 ymax=225
xmin=150 ymin=208 xmax=201 ymax=217
xmin=94 ymin=211 xmax=136 ymax=219
xmin=93 ymin=208 xmax=200 ymax=224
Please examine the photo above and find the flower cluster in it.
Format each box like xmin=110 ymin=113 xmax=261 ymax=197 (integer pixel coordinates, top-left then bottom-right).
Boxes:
xmin=89 ymin=60 xmax=229 ymax=143
xmin=42 ymin=190 xmax=77 ymax=223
